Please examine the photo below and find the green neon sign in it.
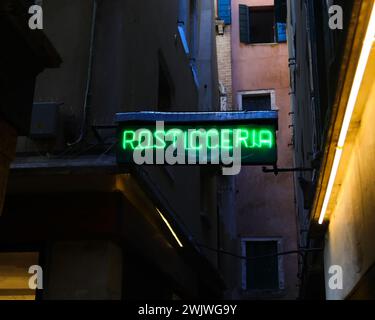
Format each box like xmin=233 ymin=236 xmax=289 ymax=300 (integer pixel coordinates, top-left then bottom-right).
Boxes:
xmin=122 ymin=128 xmax=274 ymax=150
xmin=117 ymin=124 xmax=277 ymax=165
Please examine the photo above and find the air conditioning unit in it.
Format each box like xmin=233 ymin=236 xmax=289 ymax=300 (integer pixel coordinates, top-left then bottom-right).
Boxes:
xmin=29 ymin=102 xmax=62 ymax=139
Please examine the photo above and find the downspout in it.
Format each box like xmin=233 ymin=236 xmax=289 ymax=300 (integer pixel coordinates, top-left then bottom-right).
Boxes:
xmin=68 ymin=0 xmax=97 ymax=146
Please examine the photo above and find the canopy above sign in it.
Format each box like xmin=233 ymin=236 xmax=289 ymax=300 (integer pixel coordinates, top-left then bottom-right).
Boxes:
xmin=116 ymin=111 xmax=278 ymax=127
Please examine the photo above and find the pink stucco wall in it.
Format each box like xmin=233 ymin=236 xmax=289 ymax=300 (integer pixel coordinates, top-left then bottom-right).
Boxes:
xmin=231 ymin=0 xmax=299 ymax=298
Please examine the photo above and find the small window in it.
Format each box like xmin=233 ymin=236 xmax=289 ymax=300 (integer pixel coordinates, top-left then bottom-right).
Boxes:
xmin=242 ymin=240 xmax=282 ymax=291
xmin=242 ymin=94 xmax=271 ymax=111
xmin=238 ymin=90 xmax=275 ymax=111
xmin=239 ymin=0 xmax=287 ymax=44
xmin=249 ymin=6 xmax=275 ymax=44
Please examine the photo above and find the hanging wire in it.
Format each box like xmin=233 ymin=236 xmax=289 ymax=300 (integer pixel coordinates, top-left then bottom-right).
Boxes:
xmin=196 ymin=243 xmax=323 ymax=260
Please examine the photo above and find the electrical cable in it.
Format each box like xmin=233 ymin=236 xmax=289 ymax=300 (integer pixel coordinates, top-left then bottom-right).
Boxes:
xmin=196 ymin=242 xmax=323 ymax=260
xmin=67 ymin=0 xmax=97 ymax=146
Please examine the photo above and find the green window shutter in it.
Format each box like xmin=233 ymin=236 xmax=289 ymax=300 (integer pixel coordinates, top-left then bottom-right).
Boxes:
xmin=239 ymin=4 xmax=250 ymax=44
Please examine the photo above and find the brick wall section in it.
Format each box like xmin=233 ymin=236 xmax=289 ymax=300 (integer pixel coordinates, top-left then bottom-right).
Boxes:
xmin=216 ymin=25 xmax=233 ymax=110
xmin=0 ymin=119 xmax=17 ymax=215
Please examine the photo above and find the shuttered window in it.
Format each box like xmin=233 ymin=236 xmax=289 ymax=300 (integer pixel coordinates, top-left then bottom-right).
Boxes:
xmin=242 ymin=94 xmax=271 ymax=111
xmin=245 ymin=241 xmax=279 ymax=290
xmin=239 ymin=0 xmax=287 ymax=44
xmin=218 ymin=0 xmax=232 ymax=25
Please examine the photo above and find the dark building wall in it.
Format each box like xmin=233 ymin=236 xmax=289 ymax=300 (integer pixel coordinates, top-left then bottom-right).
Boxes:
xmin=196 ymin=0 xmax=220 ymax=111
xmin=0 ymin=189 xmax=203 ymax=299
xmin=17 ymin=0 xmax=203 ymax=250
xmin=0 ymin=120 xmax=17 ymax=215
xmin=287 ymin=0 xmax=367 ymax=299
xmin=17 ymin=0 xmax=199 ymax=154
xmin=4 ymin=0 xmax=235 ymax=299
xmin=0 ymin=0 xmax=60 ymax=216
xmin=288 ymin=0 xmax=354 ymax=234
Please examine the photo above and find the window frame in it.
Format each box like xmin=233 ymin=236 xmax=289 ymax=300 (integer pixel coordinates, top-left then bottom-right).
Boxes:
xmin=239 ymin=2 xmax=287 ymax=45
xmin=240 ymin=237 xmax=285 ymax=292
xmin=237 ymin=89 xmax=277 ymax=111
xmin=248 ymin=5 xmax=276 ymax=44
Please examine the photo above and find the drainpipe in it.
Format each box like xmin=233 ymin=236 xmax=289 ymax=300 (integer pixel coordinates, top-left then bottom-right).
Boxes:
xmin=68 ymin=0 xmax=97 ymax=146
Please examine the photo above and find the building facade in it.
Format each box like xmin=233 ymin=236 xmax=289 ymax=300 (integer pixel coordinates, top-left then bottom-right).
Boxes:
xmin=288 ymin=0 xmax=375 ymax=299
xmin=0 ymin=0 xmax=60 ymax=216
xmin=0 ymin=0 xmax=239 ymax=300
xmin=215 ymin=0 xmax=234 ymax=111
xmin=216 ymin=0 xmax=298 ymax=299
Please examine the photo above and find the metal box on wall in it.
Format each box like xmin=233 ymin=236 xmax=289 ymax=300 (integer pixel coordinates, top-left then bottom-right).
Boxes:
xmin=29 ymin=102 xmax=62 ymax=139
